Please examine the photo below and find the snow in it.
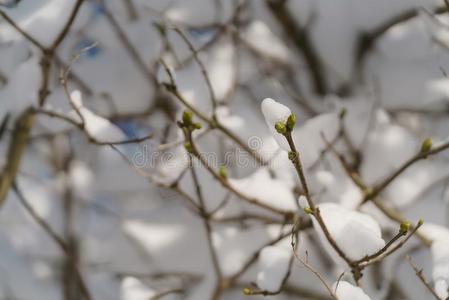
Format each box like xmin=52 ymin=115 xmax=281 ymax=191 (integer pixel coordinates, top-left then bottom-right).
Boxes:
xmin=260 ymin=98 xmax=292 ymax=151
xmin=361 ymin=121 xmax=418 ymax=185
xmin=257 ymin=245 xmax=291 ymax=292
xmin=156 ymin=144 xmax=189 ymax=185
xmin=333 ymin=281 xmax=372 ymax=300
xmin=257 ymin=137 xmax=296 ymax=189
xmin=135 ymin=0 xmax=235 ymax=27
xmin=419 ymin=223 xmax=449 ymax=299
xmin=120 ymin=277 xmax=155 ymax=300
xmin=207 ymin=39 xmax=235 ymax=102
xmin=68 ymin=90 xmax=126 ymax=143
xmin=435 ymin=279 xmax=449 ymax=300
xmin=68 ymin=160 xmax=94 ymax=199
xmin=0 ymin=0 xmax=86 ymax=46
xmin=242 ymin=20 xmax=290 ymax=63
xmin=215 ymin=106 xmax=244 ymax=132
xmin=213 ymin=226 xmax=283 ymax=276
xmin=299 ymin=197 xmax=385 ymax=262
xmin=311 ymin=169 xmax=364 ymax=209
xmin=292 ymin=112 xmax=339 ymax=168
xmin=123 ymin=220 xmax=183 ymax=253
xmin=0 ymin=230 xmax=59 ymax=300
xmin=0 ymin=57 xmax=40 ymax=119
xmin=228 ymin=168 xmax=297 ymax=212
xmin=1 ymin=1 xmax=449 ymax=299
xmin=71 ymin=47 xmax=156 ymax=115
xmin=382 ymin=161 xmax=449 ymax=207
xmin=39 ymin=89 xmax=128 ymax=143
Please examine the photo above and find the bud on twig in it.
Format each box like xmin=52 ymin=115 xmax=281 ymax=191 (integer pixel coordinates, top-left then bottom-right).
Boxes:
xmin=219 ymin=165 xmax=228 ymax=179
xmin=179 ymin=111 xmax=202 ymax=132
xmin=420 ymin=138 xmax=432 ymax=155
xmin=184 ymin=142 xmax=193 ymax=153
xmin=288 ymin=151 xmax=297 ymax=161
xmin=399 ymin=221 xmax=411 ymax=235
xmin=304 ymin=207 xmax=313 ymax=214
xmin=183 ymin=110 xmax=194 ymax=126
xmin=243 ymin=288 xmax=252 ymax=295
xmin=286 ymin=113 xmax=296 ymax=131
xmin=275 ymin=121 xmax=287 ymax=135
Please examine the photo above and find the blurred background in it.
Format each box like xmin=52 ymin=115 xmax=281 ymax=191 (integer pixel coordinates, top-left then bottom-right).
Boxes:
xmin=1 ymin=0 xmax=449 ymax=299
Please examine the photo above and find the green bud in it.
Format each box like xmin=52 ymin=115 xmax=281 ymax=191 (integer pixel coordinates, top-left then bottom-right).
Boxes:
xmin=275 ymin=121 xmax=287 ymax=134
xmin=399 ymin=221 xmax=411 ymax=235
xmin=286 ymin=113 xmax=297 ymax=131
xmin=182 ymin=110 xmax=194 ymax=126
xmin=417 ymin=219 xmax=424 ymax=226
xmin=219 ymin=165 xmax=228 ymax=179
xmin=243 ymin=288 xmax=252 ymax=295
xmin=420 ymin=138 xmax=433 ymax=154
xmin=184 ymin=142 xmax=193 ymax=153
xmin=304 ymin=207 xmax=313 ymax=214
xmin=288 ymin=151 xmax=296 ymax=161
xmin=193 ymin=123 xmax=202 ymax=130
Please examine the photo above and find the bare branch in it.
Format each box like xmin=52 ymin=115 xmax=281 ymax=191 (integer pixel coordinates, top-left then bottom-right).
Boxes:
xmin=406 ymin=255 xmax=442 ymax=300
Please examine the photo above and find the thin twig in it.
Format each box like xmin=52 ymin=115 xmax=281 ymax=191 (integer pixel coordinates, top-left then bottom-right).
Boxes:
xmin=173 ymin=27 xmax=218 ymax=112
xmin=321 ymin=133 xmax=433 ymax=247
xmin=186 ymin=137 xmax=291 ymax=215
xmin=227 ymin=222 xmax=309 ymax=286
xmin=292 ymin=249 xmax=338 ymax=300
xmin=406 ymin=255 xmax=442 ymax=300
xmin=13 ymin=182 xmax=92 ymax=300
xmin=187 ymin=153 xmax=223 ymax=282
xmin=101 ymin=0 xmax=157 ymax=85
xmin=36 ymin=108 xmax=152 ymax=146
xmin=361 ymin=221 xmax=424 ymax=267
xmin=366 ymin=141 xmax=449 ymax=202
xmin=0 ymin=109 xmax=35 ymax=206
xmin=265 ymin=0 xmax=327 ymax=95
xmin=0 ymin=1 xmax=86 ymax=208
xmin=284 ymin=131 xmax=353 ymax=267
xmin=0 ymin=10 xmax=46 ymax=50
xmin=159 ymin=59 xmax=268 ymax=165
xmin=108 ymin=144 xmax=202 ymax=215
xmin=355 ymin=5 xmax=448 ymax=76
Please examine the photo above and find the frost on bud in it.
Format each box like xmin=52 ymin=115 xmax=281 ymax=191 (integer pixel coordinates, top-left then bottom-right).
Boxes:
xmin=184 ymin=142 xmax=193 ymax=153
xmin=242 ymin=288 xmax=252 ymax=295
xmin=420 ymin=138 xmax=432 ymax=154
xmin=274 ymin=122 xmax=287 ymax=135
xmin=261 ymin=98 xmax=292 ymax=151
xmin=182 ymin=110 xmax=194 ymax=126
xmin=219 ymin=165 xmax=227 ymax=179
xmin=304 ymin=207 xmax=313 ymax=214
xmin=286 ymin=113 xmax=296 ymax=131
xmin=399 ymin=221 xmax=411 ymax=235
